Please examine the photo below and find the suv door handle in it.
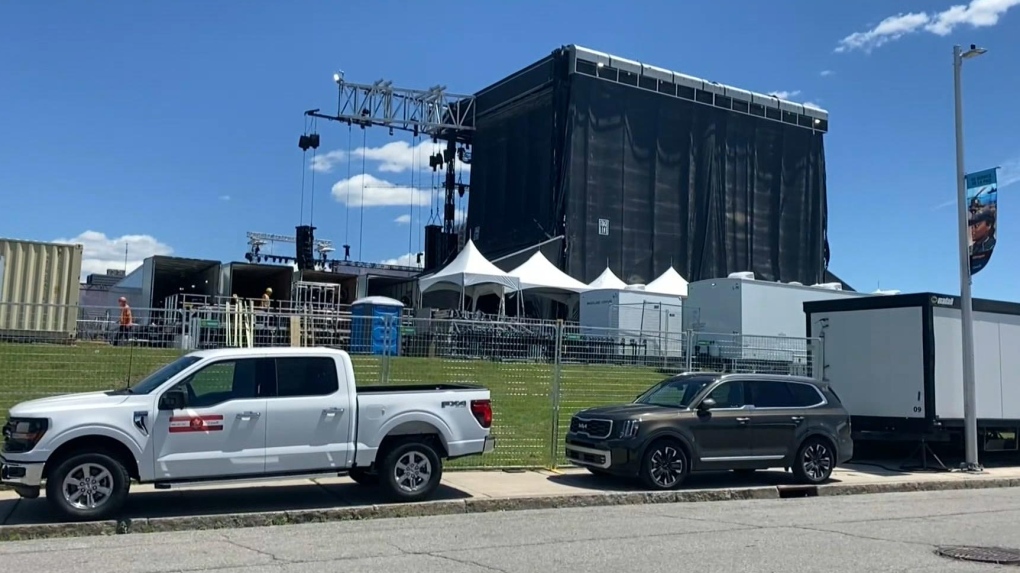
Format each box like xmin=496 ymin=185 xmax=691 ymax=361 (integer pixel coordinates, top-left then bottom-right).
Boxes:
xmin=323 ymin=407 xmax=345 ymax=417
xmin=735 ymin=417 xmax=751 ymax=423
xmin=791 ymin=416 xmax=805 ymax=422
xmin=237 ymin=411 xmax=261 ymax=420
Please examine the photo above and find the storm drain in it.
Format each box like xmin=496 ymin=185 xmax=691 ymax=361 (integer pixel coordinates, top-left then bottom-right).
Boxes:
xmin=776 ymin=485 xmax=818 ymax=499
xmin=935 ymin=546 xmax=1020 ymax=565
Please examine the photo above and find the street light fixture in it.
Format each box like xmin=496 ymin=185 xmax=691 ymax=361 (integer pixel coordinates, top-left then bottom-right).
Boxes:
xmin=952 ymin=43 xmax=986 ymax=472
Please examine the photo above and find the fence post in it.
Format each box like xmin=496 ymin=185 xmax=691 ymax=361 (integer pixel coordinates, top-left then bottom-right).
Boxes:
xmin=815 ymin=336 xmax=825 ymax=382
xmin=380 ymin=314 xmax=392 ymax=384
xmin=548 ymin=320 xmax=564 ymax=469
xmin=684 ymin=330 xmax=694 ymax=371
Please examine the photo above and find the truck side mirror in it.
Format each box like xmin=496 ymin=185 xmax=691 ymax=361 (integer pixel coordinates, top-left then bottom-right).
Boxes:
xmin=158 ymin=388 xmax=188 ymax=411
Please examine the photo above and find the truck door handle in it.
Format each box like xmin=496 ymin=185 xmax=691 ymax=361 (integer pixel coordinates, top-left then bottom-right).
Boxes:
xmin=736 ymin=417 xmax=750 ymax=423
xmin=322 ymin=407 xmax=345 ymax=417
xmin=237 ymin=411 xmax=261 ymax=420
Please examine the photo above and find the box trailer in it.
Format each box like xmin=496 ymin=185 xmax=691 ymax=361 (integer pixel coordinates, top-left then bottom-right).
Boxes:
xmin=804 ymin=293 xmax=1020 ymax=452
xmin=683 ymin=276 xmax=868 ymax=363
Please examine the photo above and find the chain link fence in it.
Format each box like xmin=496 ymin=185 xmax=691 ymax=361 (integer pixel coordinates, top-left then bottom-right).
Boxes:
xmin=0 ymin=302 xmax=823 ymax=469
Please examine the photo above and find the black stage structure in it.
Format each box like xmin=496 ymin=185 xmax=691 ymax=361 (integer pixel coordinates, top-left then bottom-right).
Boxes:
xmin=467 ymin=45 xmax=831 ymax=285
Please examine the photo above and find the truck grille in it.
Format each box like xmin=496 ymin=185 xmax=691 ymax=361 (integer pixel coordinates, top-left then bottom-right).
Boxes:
xmin=569 ymin=417 xmax=612 ymax=439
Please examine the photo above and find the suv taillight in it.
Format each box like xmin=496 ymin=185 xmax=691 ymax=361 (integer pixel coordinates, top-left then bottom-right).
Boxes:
xmin=470 ymin=399 xmax=492 ymax=429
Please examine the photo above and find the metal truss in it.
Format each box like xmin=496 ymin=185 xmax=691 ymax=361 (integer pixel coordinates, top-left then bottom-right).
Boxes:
xmin=246 ymin=231 xmax=333 ymax=252
xmin=306 ymin=74 xmax=476 ymax=140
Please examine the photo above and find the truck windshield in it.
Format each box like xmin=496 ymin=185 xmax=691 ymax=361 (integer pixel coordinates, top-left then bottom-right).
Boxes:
xmin=127 ymin=356 xmax=201 ymax=394
xmin=634 ymin=375 xmax=719 ymax=408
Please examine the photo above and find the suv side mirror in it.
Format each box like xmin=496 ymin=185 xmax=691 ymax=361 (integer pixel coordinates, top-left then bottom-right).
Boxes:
xmin=158 ymin=388 xmax=188 ymax=411
xmin=697 ymin=398 xmax=717 ymax=411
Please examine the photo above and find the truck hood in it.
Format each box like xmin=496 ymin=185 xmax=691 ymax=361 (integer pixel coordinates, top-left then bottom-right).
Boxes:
xmin=9 ymin=391 xmax=132 ymax=417
xmin=574 ymin=403 xmax=680 ymax=419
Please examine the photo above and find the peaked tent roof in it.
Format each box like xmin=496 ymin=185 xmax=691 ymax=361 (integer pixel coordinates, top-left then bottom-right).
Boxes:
xmin=587 ymin=267 xmax=627 ymax=290
xmin=509 ymin=251 xmax=589 ymax=293
xmin=418 ymin=239 xmax=520 ymax=294
xmin=645 ymin=267 xmax=689 ymax=296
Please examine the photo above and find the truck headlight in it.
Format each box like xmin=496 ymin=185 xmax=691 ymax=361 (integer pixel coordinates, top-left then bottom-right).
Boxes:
xmin=619 ymin=420 xmax=640 ymax=439
xmin=2 ymin=418 xmax=49 ymax=453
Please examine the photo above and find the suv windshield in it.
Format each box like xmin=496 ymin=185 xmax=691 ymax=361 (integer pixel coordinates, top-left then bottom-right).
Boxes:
xmin=634 ymin=374 xmax=719 ymax=408
xmin=127 ymin=356 xmax=201 ymax=394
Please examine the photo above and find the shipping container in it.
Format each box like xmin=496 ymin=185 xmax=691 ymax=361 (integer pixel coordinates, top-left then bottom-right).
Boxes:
xmin=0 ymin=237 xmax=83 ymax=340
xmin=579 ymin=287 xmax=684 ymax=356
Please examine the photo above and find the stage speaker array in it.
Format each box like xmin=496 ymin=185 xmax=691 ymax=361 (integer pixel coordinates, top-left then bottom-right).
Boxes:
xmin=295 ymin=225 xmax=316 ymax=270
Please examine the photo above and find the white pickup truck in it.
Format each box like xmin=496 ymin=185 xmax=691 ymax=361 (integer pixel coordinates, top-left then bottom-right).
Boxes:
xmin=0 ymin=346 xmax=495 ymax=521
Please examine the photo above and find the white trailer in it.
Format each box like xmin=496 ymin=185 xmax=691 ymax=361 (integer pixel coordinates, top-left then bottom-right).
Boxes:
xmin=683 ymin=276 xmax=868 ymax=363
xmin=579 ymin=288 xmax=684 ymax=356
xmin=804 ymin=293 xmax=1020 ymax=452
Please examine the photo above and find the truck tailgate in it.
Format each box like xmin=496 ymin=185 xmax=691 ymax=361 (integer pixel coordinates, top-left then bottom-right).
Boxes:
xmin=354 ymin=385 xmax=493 ymax=463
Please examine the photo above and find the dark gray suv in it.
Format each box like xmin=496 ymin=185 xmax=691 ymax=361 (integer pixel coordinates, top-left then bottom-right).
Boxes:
xmin=564 ymin=372 xmax=853 ymax=490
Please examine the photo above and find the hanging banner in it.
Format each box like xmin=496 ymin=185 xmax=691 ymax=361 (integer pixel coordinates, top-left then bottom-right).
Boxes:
xmin=965 ymin=167 xmax=998 ymax=275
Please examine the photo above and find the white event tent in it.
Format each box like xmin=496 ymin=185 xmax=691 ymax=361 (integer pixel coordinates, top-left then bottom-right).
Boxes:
xmin=508 ymin=251 xmax=589 ymax=305
xmin=418 ymin=239 xmax=521 ymax=311
xmin=645 ymin=267 xmax=689 ymax=297
xmin=587 ymin=266 xmax=628 ymax=290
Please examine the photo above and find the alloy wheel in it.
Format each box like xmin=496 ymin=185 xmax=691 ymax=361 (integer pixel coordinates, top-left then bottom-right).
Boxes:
xmin=62 ymin=463 xmax=115 ymax=510
xmin=649 ymin=446 xmax=685 ymax=488
xmin=393 ymin=450 xmax=433 ymax=493
xmin=802 ymin=442 xmax=833 ymax=482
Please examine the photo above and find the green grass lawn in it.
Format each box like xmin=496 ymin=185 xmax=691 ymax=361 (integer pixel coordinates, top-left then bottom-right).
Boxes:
xmin=0 ymin=343 xmax=670 ymax=468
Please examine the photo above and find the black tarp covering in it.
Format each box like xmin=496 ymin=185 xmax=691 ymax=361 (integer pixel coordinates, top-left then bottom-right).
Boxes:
xmin=467 ymin=53 xmax=828 ymax=286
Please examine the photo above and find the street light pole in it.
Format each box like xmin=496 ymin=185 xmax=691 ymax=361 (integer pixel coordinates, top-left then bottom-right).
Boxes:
xmin=953 ymin=43 xmax=986 ymax=472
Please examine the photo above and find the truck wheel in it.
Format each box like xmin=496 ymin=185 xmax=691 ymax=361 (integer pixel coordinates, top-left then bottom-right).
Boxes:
xmin=379 ymin=438 xmax=443 ymax=502
xmin=347 ymin=468 xmax=379 ymax=486
xmin=792 ymin=437 xmax=835 ymax=484
xmin=44 ymin=452 xmax=130 ymax=522
xmin=639 ymin=439 xmax=690 ymax=490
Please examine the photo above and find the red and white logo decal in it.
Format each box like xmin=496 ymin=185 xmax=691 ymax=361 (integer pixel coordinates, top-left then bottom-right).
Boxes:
xmin=169 ymin=415 xmax=224 ymax=433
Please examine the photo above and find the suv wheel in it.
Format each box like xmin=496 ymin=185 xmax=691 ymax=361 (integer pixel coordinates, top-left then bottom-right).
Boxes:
xmin=45 ymin=452 xmax=130 ymax=521
xmin=792 ymin=437 xmax=835 ymax=484
xmin=379 ymin=438 xmax=443 ymax=502
xmin=639 ymin=439 xmax=689 ymax=490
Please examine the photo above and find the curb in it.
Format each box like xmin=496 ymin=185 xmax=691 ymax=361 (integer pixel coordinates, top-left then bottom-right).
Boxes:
xmin=1 ymin=477 xmax=1017 ymax=541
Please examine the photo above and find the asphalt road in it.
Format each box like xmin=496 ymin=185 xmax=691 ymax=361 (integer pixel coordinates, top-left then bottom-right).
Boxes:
xmin=3 ymin=488 xmax=1020 ymax=572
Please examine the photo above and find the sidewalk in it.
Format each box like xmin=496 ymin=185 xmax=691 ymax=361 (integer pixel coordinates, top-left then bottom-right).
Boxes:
xmin=2 ymin=463 xmax=1019 ymax=538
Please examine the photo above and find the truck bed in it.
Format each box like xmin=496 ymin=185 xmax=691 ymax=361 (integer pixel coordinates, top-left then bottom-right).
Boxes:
xmin=356 ymin=383 xmax=485 ymax=393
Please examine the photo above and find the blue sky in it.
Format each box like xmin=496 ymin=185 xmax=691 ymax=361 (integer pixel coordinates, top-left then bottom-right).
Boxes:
xmin=1 ymin=0 xmax=1018 ymax=301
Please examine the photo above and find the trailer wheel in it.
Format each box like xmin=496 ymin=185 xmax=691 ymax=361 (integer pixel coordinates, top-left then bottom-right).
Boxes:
xmin=792 ymin=437 xmax=835 ymax=484
xmin=378 ymin=438 xmax=443 ymax=502
xmin=347 ymin=468 xmax=379 ymax=486
xmin=45 ymin=452 xmax=130 ymax=522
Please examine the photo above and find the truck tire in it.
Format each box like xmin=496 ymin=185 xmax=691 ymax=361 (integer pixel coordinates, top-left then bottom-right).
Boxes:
xmin=378 ymin=438 xmax=443 ymax=502
xmin=347 ymin=468 xmax=379 ymax=486
xmin=45 ymin=451 xmax=130 ymax=521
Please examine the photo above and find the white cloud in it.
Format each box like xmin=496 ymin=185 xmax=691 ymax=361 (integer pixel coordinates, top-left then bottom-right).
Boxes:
xmin=1000 ymin=156 xmax=1020 ymax=188
xmin=331 ymin=173 xmax=432 ymax=208
xmin=394 ymin=209 xmax=465 ymax=225
xmin=769 ymin=90 xmax=801 ymax=101
xmin=836 ymin=0 xmax=1020 ymax=53
xmin=380 ymin=252 xmax=424 ymax=268
xmin=803 ymin=101 xmax=824 ymax=110
xmin=311 ymin=139 xmax=470 ymax=175
xmin=53 ymin=230 xmax=174 ymax=280
xmin=820 ymin=70 xmax=835 ymax=77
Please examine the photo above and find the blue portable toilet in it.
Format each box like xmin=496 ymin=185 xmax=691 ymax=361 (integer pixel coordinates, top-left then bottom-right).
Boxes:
xmin=349 ymin=296 xmax=404 ymax=355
